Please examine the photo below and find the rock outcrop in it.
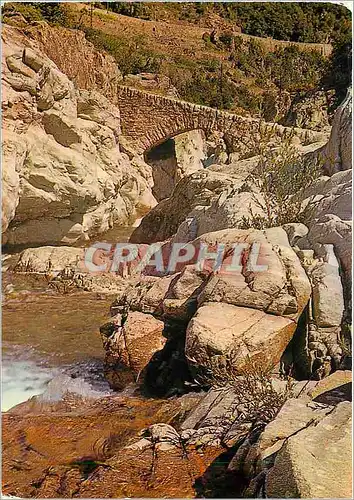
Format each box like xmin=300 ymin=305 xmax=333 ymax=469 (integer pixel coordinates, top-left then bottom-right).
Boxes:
xmin=101 ymin=311 xmax=165 ymax=390
xmin=97 ymin=226 xmax=312 ymax=387
xmin=215 ymin=371 xmax=352 ymax=498
xmin=298 ymin=169 xmax=352 ymax=288
xmin=2 ymin=393 xmax=205 ymax=498
xmin=2 ymin=25 xmax=156 ymax=246
xmin=281 ymin=90 xmax=333 ymax=131
xmin=24 ymin=23 xmax=124 ymax=103
xmin=13 ymin=245 xmax=84 ymax=274
xmin=130 ymin=159 xmax=258 ymax=243
xmin=321 ymin=88 xmax=352 ymax=175
xmin=185 ymin=227 xmax=311 ymax=376
xmin=258 ymin=401 xmax=352 ymax=498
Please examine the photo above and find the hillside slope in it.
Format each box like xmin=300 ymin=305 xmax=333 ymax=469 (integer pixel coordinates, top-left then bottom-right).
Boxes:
xmin=64 ymin=3 xmax=334 ymax=119
xmin=2 ymin=2 xmax=351 ymax=121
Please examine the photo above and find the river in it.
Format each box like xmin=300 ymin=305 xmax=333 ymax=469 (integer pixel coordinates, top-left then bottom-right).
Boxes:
xmin=2 ymin=226 xmax=135 ymax=412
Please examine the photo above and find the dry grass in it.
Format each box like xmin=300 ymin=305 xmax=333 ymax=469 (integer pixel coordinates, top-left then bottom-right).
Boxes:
xmin=200 ymin=358 xmax=295 ymax=428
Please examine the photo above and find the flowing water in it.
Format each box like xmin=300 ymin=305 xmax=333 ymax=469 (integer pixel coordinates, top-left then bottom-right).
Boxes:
xmin=2 ymin=226 xmax=136 ymax=412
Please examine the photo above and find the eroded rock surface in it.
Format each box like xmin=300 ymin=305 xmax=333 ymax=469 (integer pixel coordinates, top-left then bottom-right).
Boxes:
xmin=2 ymin=25 xmax=156 ymax=246
xmin=298 ymin=169 xmax=352 ymax=288
xmin=321 ymin=88 xmax=352 ymax=175
xmin=2 ymin=394 xmax=204 ymax=498
xmin=130 ymin=160 xmax=258 ymax=244
xmin=281 ymin=90 xmax=333 ymax=131
xmin=266 ymin=401 xmax=352 ymax=499
xmin=101 ymin=311 xmax=165 ymax=390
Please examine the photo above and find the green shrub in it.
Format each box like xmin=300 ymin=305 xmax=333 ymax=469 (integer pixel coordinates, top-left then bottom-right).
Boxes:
xmin=219 ymin=31 xmax=234 ymax=49
xmin=2 ymin=2 xmax=43 ymax=24
xmin=34 ymin=2 xmax=68 ymax=25
xmin=108 ymin=2 xmax=152 ymax=20
xmin=322 ymin=32 xmax=352 ymax=107
xmin=84 ymin=28 xmax=163 ymax=75
xmin=270 ymin=45 xmax=329 ymax=92
xmin=235 ymin=85 xmax=262 ymax=114
xmin=181 ymin=71 xmax=237 ymax=110
xmin=200 ymin=58 xmax=220 ymax=73
xmin=240 ymin=125 xmax=322 ymax=229
xmin=232 ymin=40 xmax=329 ymax=92
xmin=2 ymin=2 xmax=70 ymax=27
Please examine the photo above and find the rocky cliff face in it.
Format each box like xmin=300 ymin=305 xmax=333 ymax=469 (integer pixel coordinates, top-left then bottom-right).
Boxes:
xmin=321 ymin=88 xmax=352 ymax=175
xmin=2 ymin=25 xmax=156 ymax=246
xmin=23 ymin=23 xmax=124 ymax=103
xmin=281 ymin=90 xmax=333 ymax=131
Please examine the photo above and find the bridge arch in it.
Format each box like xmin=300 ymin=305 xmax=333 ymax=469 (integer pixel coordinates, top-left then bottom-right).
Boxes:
xmin=117 ymin=86 xmax=324 ymax=157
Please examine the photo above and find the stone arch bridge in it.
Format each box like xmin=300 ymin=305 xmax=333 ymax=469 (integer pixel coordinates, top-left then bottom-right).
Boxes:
xmin=117 ymin=86 xmax=324 ymax=157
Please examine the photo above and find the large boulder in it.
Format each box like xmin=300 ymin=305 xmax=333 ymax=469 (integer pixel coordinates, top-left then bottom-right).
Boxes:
xmin=311 ymin=245 xmax=344 ymax=328
xmin=321 ymin=88 xmax=352 ymax=175
xmin=100 ymin=311 xmax=165 ymax=390
xmin=266 ymin=401 xmax=352 ymax=498
xmin=174 ymin=130 xmax=207 ymax=182
xmin=232 ymin=376 xmax=352 ymax=498
xmin=170 ymin=158 xmax=263 ymax=243
xmin=253 ymin=398 xmax=334 ymax=468
xmin=184 ymin=227 xmax=311 ymax=375
xmin=186 ymin=302 xmax=296 ymax=374
xmin=130 ymin=168 xmax=238 ymax=244
xmin=12 ymin=245 xmax=84 ymax=274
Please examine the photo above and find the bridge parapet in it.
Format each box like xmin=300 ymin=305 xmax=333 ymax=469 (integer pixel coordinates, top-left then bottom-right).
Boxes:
xmin=117 ymin=85 xmax=326 ymax=156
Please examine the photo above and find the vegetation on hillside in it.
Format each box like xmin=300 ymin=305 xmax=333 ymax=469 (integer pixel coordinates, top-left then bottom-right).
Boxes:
xmin=101 ymin=2 xmax=351 ymax=44
xmin=2 ymin=1 xmax=67 ymax=26
xmin=229 ymin=37 xmax=328 ymax=92
xmin=2 ymin=2 xmax=351 ymax=114
xmin=82 ymin=28 xmax=164 ymax=75
xmin=323 ymin=31 xmax=352 ymax=106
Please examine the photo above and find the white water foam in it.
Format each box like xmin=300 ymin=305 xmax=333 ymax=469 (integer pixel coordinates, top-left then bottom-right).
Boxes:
xmin=2 ymin=352 xmax=112 ymax=411
xmin=2 ymin=358 xmax=55 ymax=411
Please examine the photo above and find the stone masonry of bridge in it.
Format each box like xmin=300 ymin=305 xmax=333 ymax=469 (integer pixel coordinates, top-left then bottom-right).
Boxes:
xmin=117 ymin=86 xmax=326 ymax=156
